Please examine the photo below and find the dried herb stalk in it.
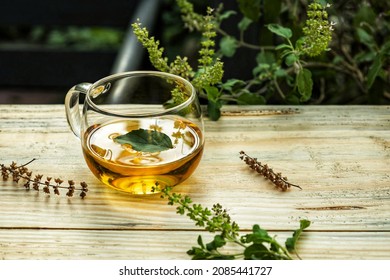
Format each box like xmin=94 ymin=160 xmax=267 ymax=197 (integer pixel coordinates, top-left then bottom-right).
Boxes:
xmin=1 ymin=159 xmax=88 ymax=198
xmin=240 ymin=151 xmax=301 ymax=191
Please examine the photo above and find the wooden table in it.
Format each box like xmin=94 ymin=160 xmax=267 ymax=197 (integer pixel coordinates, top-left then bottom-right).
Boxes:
xmin=0 ymin=105 xmax=389 ymax=260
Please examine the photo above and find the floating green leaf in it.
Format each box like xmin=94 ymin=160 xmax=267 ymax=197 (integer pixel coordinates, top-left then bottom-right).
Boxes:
xmin=114 ymin=129 xmax=173 ymax=153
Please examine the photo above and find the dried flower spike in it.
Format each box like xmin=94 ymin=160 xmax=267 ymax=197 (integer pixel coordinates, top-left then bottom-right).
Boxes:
xmin=239 ymin=151 xmax=301 ymax=191
xmin=1 ymin=159 xmax=88 ymax=198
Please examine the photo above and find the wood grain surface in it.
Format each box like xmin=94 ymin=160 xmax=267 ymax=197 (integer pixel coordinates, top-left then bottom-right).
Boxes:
xmin=0 ymin=105 xmax=389 ymax=259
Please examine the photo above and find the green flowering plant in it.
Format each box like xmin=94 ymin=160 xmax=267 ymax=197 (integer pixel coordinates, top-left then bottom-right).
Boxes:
xmin=133 ymin=0 xmax=389 ymax=119
xmin=262 ymin=2 xmax=334 ymax=103
xmin=154 ymin=184 xmax=310 ymax=260
xmin=132 ymin=6 xmax=224 ymax=119
xmin=210 ymin=0 xmax=335 ymax=109
xmin=301 ymin=2 xmax=334 ymax=57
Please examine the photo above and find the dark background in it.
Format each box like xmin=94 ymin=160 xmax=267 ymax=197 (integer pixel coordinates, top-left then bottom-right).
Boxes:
xmin=0 ymin=0 xmax=159 ymax=103
xmin=0 ymin=0 xmax=251 ymax=104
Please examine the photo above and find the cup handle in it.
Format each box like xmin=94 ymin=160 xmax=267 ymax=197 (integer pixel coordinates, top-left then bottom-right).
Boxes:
xmin=65 ymin=82 xmax=92 ymax=138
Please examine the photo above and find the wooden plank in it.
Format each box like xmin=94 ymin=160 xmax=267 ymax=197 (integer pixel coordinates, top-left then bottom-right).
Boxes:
xmin=0 ymin=104 xmax=389 ymax=262
xmin=0 ymin=229 xmax=389 ymax=260
xmin=1 ymin=105 xmax=389 ymax=230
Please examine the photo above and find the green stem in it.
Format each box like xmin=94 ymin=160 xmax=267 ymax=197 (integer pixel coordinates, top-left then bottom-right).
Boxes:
xmin=269 ymin=237 xmax=293 ymax=260
xmin=216 ymin=27 xmax=275 ymax=51
xmin=273 ymin=76 xmax=286 ymax=100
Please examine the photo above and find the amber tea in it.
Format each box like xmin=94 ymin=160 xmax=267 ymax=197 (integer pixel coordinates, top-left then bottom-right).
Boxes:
xmin=82 ymin=117 xmax=204 ymax=194
xmin=65 ymin=71 xmax=204 ymax=194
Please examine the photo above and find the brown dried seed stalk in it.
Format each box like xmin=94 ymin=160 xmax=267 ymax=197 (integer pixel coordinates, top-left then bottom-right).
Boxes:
xmin=0 ymin=159 xmax=88 ymax=198
xmin=239 ymin=151 xmax=302 ymax=191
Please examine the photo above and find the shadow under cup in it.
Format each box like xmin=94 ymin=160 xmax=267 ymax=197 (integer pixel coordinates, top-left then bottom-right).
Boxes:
xmin=66 ymin=71 xmax=205 ymax=195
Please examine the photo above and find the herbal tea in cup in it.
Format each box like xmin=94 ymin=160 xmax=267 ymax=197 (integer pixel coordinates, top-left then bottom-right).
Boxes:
xmin=65 ymin=71 xmax=204 ymax=194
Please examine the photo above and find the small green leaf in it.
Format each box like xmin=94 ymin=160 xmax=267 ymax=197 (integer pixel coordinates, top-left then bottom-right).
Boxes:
xmin=332 ymin=55 xmax=344 ymax=64
xmin=197 ymin=235 xmax=205 ymax=249
xmin=267 ymin=23 xmax=292 ymax=39
xmin=256 ymin=51 xmax=276 ymax=64
xmin=354 ymin=51 xmax=376 ymax=64
xmin=204 ymin=86 xmax=220 ymax=102
xmin=242 ymin=224 xmax=272 ymax=244
xmin=218 ymin=10 xmax=237 ymax=21
xmin=220 ymin=36 xmax=238 ymax=57
xmin=380 ymin=40 xmax=390 ymax=55
xmin=252 ymin=224 xmax=271 ymax=238
xmin=237 ymin=92 xmax=266 ymax=105
xmin=213 ymin=235 xmax=226 ymax=248
xmin=187 ymin=247 xmax=210 ymax=259
xmin=263 ymin=0 xmax=282 ymax=23
xmin=366 ymin=55 xmax=383 ymax=89
xmin=244 ymin=243 xmax=271 ymax=260
xmin=285 ymin=219 xmax=311 ymax=253
xmin=237 ymin=0 xmax=261 ymax=21
xmin=206 ymin=235 xmax=226 ymax=251
xmin=205 ymin=87 xmax=223 ymax=121
xmin=238 ymin=17 xmax=253 ymax=32
xmin=207 ymin=100 xmax=222 ymax=121
xmin=297 ymin=68 xmax=313 ymax=102
xmin=280 ymin=49 xmax=292 ymax=59
xmin=253 ymin=63 xmax=270 ymax=76
xmin=275 ymin=43 xmax=293 ymax=51
xmin=274 ymin=68 xmax=287 ymax=78
xmin=114 ymin=129 xmax=173 ymax=153
xmin=221 ymin=79 xmax=246 ymax=92
xmin=356 ymin=27 xmax=375 ymax=48
xmin=353 ymin=5 xmax=376 ymax=28
xmin=285 ymin=94 xmax=301 ymax=105
xmin=294 ymin=37 xmax=304 ymax=51
xmin=285 ymin=53 xmax=299 ymax=66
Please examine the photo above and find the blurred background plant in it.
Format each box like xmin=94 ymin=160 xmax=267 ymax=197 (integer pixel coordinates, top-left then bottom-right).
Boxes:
xmin=0 ymin=0 xmax=137 ymax=103
xmin=154 ymin=0 xmax=389 ymax=118
xmin=0 ymin=26 xmax=124 ymax=50
xmin=0 ymin=0 xmax=388 ymax=107
xmin=37 ymin=27 xmax=124 ymax=50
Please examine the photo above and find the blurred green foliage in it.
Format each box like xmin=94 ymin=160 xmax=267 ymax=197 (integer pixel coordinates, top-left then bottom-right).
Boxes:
xmin=158 ymin=0 xmax=390 ymax=106
xmin=0 ymin=25 xmax=124 ymax=50
xmin=37 ymin=26 xmax=124 ymax=50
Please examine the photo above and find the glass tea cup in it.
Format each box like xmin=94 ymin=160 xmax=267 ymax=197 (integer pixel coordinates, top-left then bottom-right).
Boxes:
xmin=65 ymin=71 xmax=204 ymax=194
